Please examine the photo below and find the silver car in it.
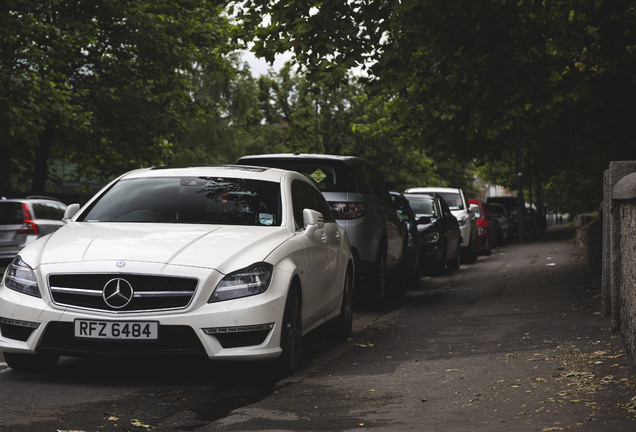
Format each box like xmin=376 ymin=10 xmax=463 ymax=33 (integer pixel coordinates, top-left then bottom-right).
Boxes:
xmin=0 ymin=197 xmax=67 ymax=260
xmin=237 ymin=154 xmax=408 ymax=308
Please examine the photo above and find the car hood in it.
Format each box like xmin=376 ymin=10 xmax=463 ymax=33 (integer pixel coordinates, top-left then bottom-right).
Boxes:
xmin=21 ymin=222 xmax=292 ymax=274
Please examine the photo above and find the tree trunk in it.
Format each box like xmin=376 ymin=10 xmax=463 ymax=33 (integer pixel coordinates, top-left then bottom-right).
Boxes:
xmin=0 ymin=138 xmax=12 ymax=197
xmin=31 ymin=127 xmax=54 ymax=194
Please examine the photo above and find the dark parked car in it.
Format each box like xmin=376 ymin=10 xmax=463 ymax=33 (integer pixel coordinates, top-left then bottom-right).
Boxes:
xmin=390 ymin=192 xmax=421 ymax=290
xmin=404 ymin=193 xmax=461 ymax=274
xmin=236 ymin=153 xmax=407 ymax=307
xmin=0 ymin=196 xmax=67 ymax=261
xmin=485 ymin=202 xmax=511 ymax=245
xmin=486 ymin=196 xmax=523 ymax=239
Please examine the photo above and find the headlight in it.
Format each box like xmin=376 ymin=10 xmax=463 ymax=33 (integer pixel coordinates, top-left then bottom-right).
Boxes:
xmin=478 ymin=227 xmax=486 ymax=235
xmin=209 ymin=263 xmax=273 ymax=303
xmin=3 ymin=256 xmax=41 ymax=298
xmin=457 ymin=216 xmax=467 ymax=226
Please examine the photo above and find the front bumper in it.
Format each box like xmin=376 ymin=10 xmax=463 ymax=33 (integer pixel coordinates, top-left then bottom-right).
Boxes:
xmin=0 ymin=262 xmax=290 ymax=362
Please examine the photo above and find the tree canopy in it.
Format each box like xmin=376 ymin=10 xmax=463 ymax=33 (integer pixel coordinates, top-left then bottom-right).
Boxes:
xmin=1 ymin=0 xmax=233 ymax=195
xmin=235 ymin=0 xmax=636 ymax=212
xmin=2 ymin=1 xmax=635 ymax=214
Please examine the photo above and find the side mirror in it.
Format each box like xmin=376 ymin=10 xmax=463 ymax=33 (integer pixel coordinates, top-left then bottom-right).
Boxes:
xmin=303 ymin=208 xmax=324 ymax=236
xmin=63 ymin=203 xmax=81 ymax=222
xmin=417 ymin=216 xmax=432 ymax=225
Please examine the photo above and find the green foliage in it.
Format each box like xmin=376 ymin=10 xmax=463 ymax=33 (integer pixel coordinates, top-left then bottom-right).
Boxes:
xmin=4 ymin=0 xmax=635 ymax=216
xmin=1 ymin=0 xmax=234 ymax=194
xmin=235 ymin=0 xmax=636 ymax=213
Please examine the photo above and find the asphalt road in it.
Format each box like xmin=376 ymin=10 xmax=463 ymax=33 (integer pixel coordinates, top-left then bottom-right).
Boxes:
xmin=1 ymin=224 xmax=635 ymax=431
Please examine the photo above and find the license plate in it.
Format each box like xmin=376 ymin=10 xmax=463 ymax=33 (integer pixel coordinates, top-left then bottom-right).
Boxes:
xmin=74 ymin=320 xmax=158 ymax=340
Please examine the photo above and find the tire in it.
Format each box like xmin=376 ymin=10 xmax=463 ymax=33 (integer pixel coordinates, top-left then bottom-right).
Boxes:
xmin=278 ymin=287 xmax=302 ymax=376
xmin=447 ymin=239 xmax=461 ymax=271
xmin=434 ymin=242 xmax=447 ymax=275
xmin=368 ymin=245 xmax=387 ymax=309
xmin=405 ymin=255 xmax=421 ymax=291
xmin=3 ymin=352 xmax=59 ymax=373
xmin=333 ymin=266 xmax=354 ymax=342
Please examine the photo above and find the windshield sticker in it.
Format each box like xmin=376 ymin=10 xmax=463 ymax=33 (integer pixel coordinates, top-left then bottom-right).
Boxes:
xmin=259 ymin=214 xmax=274 ymax=225
xmin=310 ymin=169 xmax=327 ymax=184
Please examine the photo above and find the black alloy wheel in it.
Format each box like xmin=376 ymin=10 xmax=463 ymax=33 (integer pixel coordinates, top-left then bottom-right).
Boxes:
xmin=278 ymin=287 xmax=302 ymax=376
xmin=334 ymin=267 xmax=354 ymax=341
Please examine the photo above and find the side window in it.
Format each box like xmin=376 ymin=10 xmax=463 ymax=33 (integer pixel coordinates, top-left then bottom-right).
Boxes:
xmin=351 ymin=163 xmax=371 ymax=195
xmin=291 ymin=180 xmax=334 ymax=230
xmin=368 ymin=168 xmax=393 ymax=209
xmin=31 ymin=202 xmax=65 ymax=220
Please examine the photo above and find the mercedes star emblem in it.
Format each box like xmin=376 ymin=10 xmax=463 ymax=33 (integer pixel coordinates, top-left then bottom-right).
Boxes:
xmin=103 ymin=278 xmax=134 ymax=309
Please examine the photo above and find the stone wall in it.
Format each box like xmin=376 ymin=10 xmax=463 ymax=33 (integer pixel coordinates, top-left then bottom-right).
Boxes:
xmin=618 ymin=205 xmax=636 ymax=359
xmin=575 ymin=213 xmax=602 ymax=284
xmin=603 ymin=161 xmax=636 ymax=367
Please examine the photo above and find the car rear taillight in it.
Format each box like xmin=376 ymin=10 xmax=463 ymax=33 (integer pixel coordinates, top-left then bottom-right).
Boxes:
xmin=330 ymin=202 xmax=366 ymax=219
xmin=18 ymin=203 xmax=39 ymax=235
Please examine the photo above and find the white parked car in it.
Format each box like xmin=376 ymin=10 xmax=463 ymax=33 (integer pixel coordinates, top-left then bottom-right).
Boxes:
xmin=0 ymin=166 xmax=354 ymax=374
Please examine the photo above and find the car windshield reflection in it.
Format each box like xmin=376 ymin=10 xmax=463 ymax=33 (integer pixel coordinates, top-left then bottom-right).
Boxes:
xmin=78 ymin=177 xmax=282 ymax=226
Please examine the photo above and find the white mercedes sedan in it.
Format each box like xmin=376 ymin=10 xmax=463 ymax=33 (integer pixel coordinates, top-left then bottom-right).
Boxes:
xmin=0 ymin=166 xmax=354 ymax=375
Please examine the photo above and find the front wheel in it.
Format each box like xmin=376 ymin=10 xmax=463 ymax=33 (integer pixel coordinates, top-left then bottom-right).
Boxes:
xmin=3 ymin=352 xmax=59 ymax=373
xmin=435 ymin=242 xmax=447 ymax=275
xmin=277 ymin=287 xmax=302 ymax=376
xmin=447 ymin=239 xmax=461 ymax=271
xmin=333 ymin=266 xmax=354 ymax=342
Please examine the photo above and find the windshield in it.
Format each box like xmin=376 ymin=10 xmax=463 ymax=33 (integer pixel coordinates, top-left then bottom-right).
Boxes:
xmin=437 ymin=192 xmax=464 ymax=211
xmin=79 ymin=176 xmax=282 ymax=226
xmin=406 ymin=196 xmax=438 ymax=219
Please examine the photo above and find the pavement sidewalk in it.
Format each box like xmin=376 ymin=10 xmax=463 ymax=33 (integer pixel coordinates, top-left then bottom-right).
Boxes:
xmin=200 ymin=225 xmax=636 ymax=432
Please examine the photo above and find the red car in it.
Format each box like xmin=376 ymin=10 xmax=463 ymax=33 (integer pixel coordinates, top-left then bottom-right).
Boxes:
xmin=468 ymin=200 xmax=493 ymax=254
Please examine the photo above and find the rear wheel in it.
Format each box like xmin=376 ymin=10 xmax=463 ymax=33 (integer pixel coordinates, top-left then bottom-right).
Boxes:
xmin=370 ymin=245 xmax=388 ymax=308
xmin=3 ymin=352 xmax=59 ymax=373
xmin=278 ymin=287 xmax=302 ymax=376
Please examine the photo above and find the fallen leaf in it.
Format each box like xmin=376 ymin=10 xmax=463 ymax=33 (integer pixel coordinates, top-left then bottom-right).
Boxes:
xmin=131 ymin=419 xmax=152 ymax=429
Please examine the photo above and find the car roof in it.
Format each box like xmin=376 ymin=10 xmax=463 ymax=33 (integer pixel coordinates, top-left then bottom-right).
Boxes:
xmin=404 ymin=187 xmax=460 ymax=194
xmin=237 ymin=153 xmax=364 ymax=164
xmin=0 ymin=196 xmax=63 ymax=203
xmin=118 ymin=165 xmax=293 ymax=183
xmin=404 ymin=192 xmax=435 ymax=199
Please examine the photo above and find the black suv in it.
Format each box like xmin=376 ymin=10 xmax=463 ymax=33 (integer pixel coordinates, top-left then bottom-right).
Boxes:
xmin=0 ymin=196 xmax=67 ymax=261
xmin=236 ymin=153 xmax=408 ymax=307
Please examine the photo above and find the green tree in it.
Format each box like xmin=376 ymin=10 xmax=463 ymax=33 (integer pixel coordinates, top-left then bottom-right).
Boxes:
xmin=1 ymin=0 xmax=234 ymax=195
xmin=235 ymin=0 xmax=636 ymax=213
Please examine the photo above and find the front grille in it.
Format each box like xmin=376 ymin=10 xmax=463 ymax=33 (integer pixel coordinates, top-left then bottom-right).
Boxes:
xmin=48 ymin=273 xmax=198 ymax=313
xmin=37 ymin=322 xmax=206 ymax=357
